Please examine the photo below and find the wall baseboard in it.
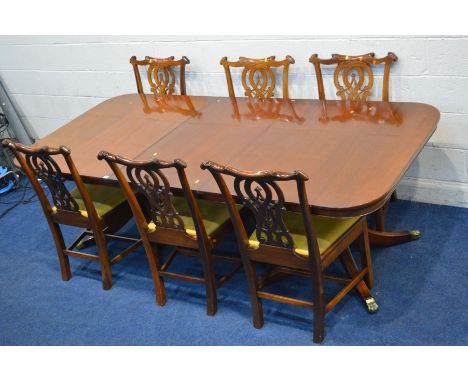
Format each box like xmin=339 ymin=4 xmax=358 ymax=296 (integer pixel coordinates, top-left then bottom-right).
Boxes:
xmin=397 ymin=177 xmax=468 ymax=208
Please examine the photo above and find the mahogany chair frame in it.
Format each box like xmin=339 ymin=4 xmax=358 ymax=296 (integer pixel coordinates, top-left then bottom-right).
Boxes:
xmin=220 ymin=56 xmax=295 ymax=99
xmin=201 ymin=161 xmax=377 ymax=343
xmin=98 ymin=151 xmax=242 ymax=315
xmin=130 ymin=55 xmax=190 ymax=96
xmin=309 ymin=52 xmax=398 ymax=102
xmin=2 ymin=139 xmax=141 ymax=290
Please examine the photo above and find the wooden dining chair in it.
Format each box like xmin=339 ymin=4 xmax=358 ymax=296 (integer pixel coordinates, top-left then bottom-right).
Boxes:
xmin=97 ymin=151 xmax=242 ymax=315
xmin=220 ymin=56 xmax=295 ymax=99
xmin=201 ymin=161 xmax=378 ymax=343
xmin=130 ymin=55 xmax=190 ymax=95
xmin=309 ymin=52 xmax=398 ymax=101
xmin=2 ymin=140 xmax=141 ymax=290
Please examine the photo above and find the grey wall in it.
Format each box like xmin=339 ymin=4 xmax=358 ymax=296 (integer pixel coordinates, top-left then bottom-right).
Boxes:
xmin=0 ymin=35 xmax=467 ymax=207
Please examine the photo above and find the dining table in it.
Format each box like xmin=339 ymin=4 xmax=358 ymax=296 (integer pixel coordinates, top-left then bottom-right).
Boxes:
xmin=33 ymin=93 xmax=440 ymax=247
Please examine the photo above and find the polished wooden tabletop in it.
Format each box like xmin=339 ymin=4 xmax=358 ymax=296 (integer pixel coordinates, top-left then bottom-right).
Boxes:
xmin=34 ymin=93 xmax=440 ymax=217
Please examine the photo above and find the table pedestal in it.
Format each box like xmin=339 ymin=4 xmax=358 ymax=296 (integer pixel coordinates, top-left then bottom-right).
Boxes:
xmin=368 ymin=197 xmax=421 ymax=247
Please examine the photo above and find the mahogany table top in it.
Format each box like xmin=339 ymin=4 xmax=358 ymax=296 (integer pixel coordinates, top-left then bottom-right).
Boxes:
xmin=34 ymin=93 xmax=440 ymax=217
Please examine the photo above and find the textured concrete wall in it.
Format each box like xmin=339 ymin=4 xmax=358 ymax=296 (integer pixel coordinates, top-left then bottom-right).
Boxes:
xmin=0 ymin=35 xmax=467 ymax=207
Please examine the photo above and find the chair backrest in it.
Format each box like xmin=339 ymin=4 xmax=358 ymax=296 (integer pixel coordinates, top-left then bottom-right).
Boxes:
xmin=220 ymin=56 xmax=295 ymax=99
xmin=130 ymin=55 xmax=190 ymax=96
xmin=98 ymin=151 xmax=209 ymax=244
xmin=200 ymin=161 xmax=321 ymax=267
xmin=309 ymin=52 xmax=398 ymax=102
xmin=2 ymin=139 xmax=98 ymax=221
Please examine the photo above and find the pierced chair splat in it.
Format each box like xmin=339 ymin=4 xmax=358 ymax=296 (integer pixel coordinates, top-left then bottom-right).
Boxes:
xmin=130 ymin=55 xmax=190 ymax=96
xmin=220 ymin=55 xmax=295 ymax=99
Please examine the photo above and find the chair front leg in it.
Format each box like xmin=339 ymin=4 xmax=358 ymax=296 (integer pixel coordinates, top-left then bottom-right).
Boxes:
xmin=359 ymin=222 xmax=373 ymax=289
xmin=339 ymin=248 xmax=379 ymax=314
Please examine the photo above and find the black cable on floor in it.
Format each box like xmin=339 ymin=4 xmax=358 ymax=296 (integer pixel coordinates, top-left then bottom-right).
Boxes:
xmin=0 ymin=183 xmax=37 ymax=220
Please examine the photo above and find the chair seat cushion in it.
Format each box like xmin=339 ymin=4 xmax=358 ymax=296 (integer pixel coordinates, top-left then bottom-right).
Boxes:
xmin=70 ymin=184 xmax=127 ymax=218
xmin=248 ymin=211 xmax=359 ymax=256
xmin=148 ymin=196 xmax=237 ymax=238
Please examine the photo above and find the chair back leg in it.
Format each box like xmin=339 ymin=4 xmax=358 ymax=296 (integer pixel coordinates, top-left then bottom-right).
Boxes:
xmin=48 ymin=220 xmax=72 ymax=281
xmin=142 ymin=236 xmax=167 ymax=306
xmin=198 ymin=245 xmax=218 ymax=316
xmin=243 ymin=257 xmax=264 ymax=328
xmin=93 ymin=228 xmax=112 ymax=290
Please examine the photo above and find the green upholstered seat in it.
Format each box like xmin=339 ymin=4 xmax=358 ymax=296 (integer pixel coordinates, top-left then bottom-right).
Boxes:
xmin=172 ymin=196 xmax=235 ymax=237
xmin=70 ymin=184 xmax=127 ymax=218
xmin=248 ymin=211 xmax=359 ymax=256
xmin=147 ymin=196 xmax=237 ymax=238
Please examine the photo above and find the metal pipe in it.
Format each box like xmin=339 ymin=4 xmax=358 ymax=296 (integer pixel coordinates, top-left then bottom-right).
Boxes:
xmin=0 ymin=77 xmax=34 ymax=144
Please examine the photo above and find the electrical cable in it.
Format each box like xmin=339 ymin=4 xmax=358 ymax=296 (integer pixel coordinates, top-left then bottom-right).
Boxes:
xmin=0 ymin=112 xmax=39 ymax=219
xmin=0 ymin=182 xmax=37 ymax=220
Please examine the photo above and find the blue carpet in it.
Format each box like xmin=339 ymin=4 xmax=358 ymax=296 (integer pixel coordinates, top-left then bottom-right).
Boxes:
xmin=0 ymin=181 xmax=467 ymax=345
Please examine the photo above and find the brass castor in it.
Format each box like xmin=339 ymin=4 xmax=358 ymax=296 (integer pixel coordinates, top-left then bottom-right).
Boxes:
xmin=410 ymin=230 xmax=421 ymax=240
xmin=365 ymin=297 xmax=379 ymax=313
xmin=76 ymin=236 xmax=95 ymax=250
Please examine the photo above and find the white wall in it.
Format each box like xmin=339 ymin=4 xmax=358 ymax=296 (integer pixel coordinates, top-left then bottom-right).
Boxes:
xmin=0 ymin=35 xmax=467 ymax=207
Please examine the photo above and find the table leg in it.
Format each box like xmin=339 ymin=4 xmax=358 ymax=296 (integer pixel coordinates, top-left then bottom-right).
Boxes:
xmin=368 ymin=229 xmax=421 ymax=246
xmin=368 ymin=200 xmax=421 ymax=247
